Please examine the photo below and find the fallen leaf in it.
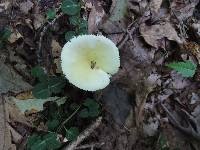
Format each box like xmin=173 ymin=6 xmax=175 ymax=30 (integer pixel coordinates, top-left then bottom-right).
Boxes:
xmin=109 ymin=0 xmax=128 ymax=21
xmin=33 ymin=14 xmax=45 ymax=29
xmin=143 ymin=117 xmax=159 ymax=136
xmin=171 ymin=0 xmax=199 ymax=21
xmin=32 ymin=3 xmax=45 ymax=29
xmin=0 ymin=60 xmax=32 ymax=94
xmin=102 ymin=0 xmax=128 ymax=33
xmin=54 ymin=58 xmax=62 ymax=73
xmin=19 ymin=0 xmax=34 ymax=14
xmin=16 ymin=91 xmax=34 ymax=100
xmin=0 ymin=96 xmax=17 ymax=150
xmin=107 ymin=33 xmax=124 ymax=45
xmin=140 ymin=22 xmax=183 ymax=48
xmin=88 ymin=1 xmax=105 ymax=33
xmin=128 ymin=0 xmax=148 ymax=15
xmin=84 ymin=0 xmax=93 ymax=9
xmin=12 ymin=97 xmax=67 ymax=113
xmin=150 ymin=0 xmax=162 ymax=13
xmin=8 ymin=29 xmax=22 ymax=43
xmin=191 ymin=22 xmax=200 ymax=41
xmin=101 ymin=84 xmax=132 ymax=125
xmin=51 ymin=39 xmax=62 ymax=57
xmin=0 ymin=1 xmax=10 ymax=12
xmin=130 ymin=37 xmax=155 ymax=64
xmin=168 ymin=71 xmax=191 ymax=89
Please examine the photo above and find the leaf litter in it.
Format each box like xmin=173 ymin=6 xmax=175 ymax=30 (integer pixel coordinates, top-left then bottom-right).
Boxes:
xmin=0 ymin=0 xmax=200 ymax=149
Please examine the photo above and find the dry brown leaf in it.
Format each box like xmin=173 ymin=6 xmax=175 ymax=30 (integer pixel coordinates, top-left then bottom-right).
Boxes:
xmin=88 ymin=1 xmax=105 ymax=33
xmin=19 ymin=0 xmax=34 ymax=14
xmin=0 ymin=60 xmax=32 ymax=94
xmin=84 ymin=0 xmax=93 ymax=9
xmin=140 ymin=22 xmax=183 ymax=48
xmin=107 ymin=33 xmax=124 ymax=45
xmin=0 ymin=1 xmax=10 ymax=12
xmin=101 ymin=0 xmax=128 ymax=33
xmin=8 ymin=29 xmax=23 ymax=43
xmin=32 ymin=2 xmax=45 ymax=29
xmin=150 ymin=0 xmax=162 ymax=13
xmin=16 ymin=91 xmax=34 ymax=100
xmin=51 ymin=39 xmax=62 ymax=57
xmin=33 ymin=14 xmax=45 ymax=29
xmin=171 ymin=0 xmax=199 ymax=21
xmin=54 ymin=58 xmax=62 ymax=73
xmin=0 ymin=96 xmax=17 ymax=150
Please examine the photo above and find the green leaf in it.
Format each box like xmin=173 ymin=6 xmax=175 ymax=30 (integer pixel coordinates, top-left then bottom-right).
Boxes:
xmin=70 ymin=103 xmax=80 ymax=111
xmin=31 ymin=66 xmax=47 ymax=81
xmin=13 ymin=97 xmax=65 ymax=113
xmin=0 ymin=27 xmax=12 ymax=41
xmin=27 ymin=134 xmax=46 ymax=150
xmin=48 ymin=76 xmax=66 ymax=93
xmin=61 ymin=0 xmax=81 ymax=16
xmin=27 ymin=133 xmax=61 ymax=150
xmin=47 ymin=8 xmax=56 ymax=20
xmin=32 ymin=82 xmax=51 ymax=99
xmin=79 ymin=108 xmax=89 ymax=118
xmin=79 ymin=19 xmax=88 ymax=29
xmin=32 ymin=76 xmax=66 ymax=99
xmin=0 ymin=41 xmax=4 ymax=49
xmin=78 ymin=19 xmax=88 ymax=35
xmin=43 ymin=133 xmax=62 ymax=149
xmin=66 ymin=127 xmax=79 ymax=141
xmin=46 ymin=119 xmax=60 ymax=131
xmin=27 ymin=134 xmax=42 ymax=150
xmin=69 ymin=15 xmax=80 ymax=25
xmin=65 ymin=31 xmax=76 ymax=41
xmin=166 ymin=61 xmax=197 ymax=77
xmin=79 ymin=98 xmax=100 ymax=118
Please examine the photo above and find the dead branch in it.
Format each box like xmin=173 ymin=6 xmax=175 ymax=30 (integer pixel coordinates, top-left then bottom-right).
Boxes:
xmin=63 ymin=117 xmax=102 ymax=150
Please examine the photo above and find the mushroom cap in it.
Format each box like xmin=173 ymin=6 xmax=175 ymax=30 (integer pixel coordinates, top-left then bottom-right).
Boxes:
xmin=61 ymin=35 xmax=120 ymax=91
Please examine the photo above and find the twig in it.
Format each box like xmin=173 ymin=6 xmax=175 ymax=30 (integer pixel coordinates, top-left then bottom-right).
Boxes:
xmin=63 ymin=117 xmax=102 ymax=150
xmin=75 ymin=142 xmax=105 ymax=149
xmin=37 ymin=12 xmax=63 ymax=65
xmin=57 ymin=105 xmax=81 ymax=132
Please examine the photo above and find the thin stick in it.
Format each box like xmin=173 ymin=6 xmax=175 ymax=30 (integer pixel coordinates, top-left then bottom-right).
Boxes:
xmin=57 ymin=105 xmax=81 ymax=132
xmin=63 ymin=117 xmax=102 ymax=150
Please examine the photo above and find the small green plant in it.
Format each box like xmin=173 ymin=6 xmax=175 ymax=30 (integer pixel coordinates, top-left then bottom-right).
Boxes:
xmin=27 ymin=133 xmax=62 ymax=150
xmin=61 ymin=0 xmax=88 ymax=41
xmin=166 ymin=60 xmax=197 ymax=77
xmin=46 ymin=8 xmax=56 ymax=20
xmin=65 ymin=127 xmax=79 ymax=141
xmin=79 ymin=98 xmax=100 ymax=118
xmin=61 ymin=0 xmax=81 ymax=16
xmin=31 ymin=66 xmax=66 ymax=99
xmin=157 ymin=133 xmax=180 ymax=150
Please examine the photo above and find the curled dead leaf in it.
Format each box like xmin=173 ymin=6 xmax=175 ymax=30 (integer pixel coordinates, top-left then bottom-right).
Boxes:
xmin=140 ymin=22 xmax=183 ymax=48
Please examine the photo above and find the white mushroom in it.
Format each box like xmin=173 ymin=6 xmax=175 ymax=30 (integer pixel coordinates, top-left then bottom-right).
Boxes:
xmin=61 ymin=35 xmax=120 ymax=91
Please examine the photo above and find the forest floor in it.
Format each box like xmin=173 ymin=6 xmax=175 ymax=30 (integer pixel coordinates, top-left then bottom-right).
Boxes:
xmin=0 ymin=0 xmax=200 ymax=150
